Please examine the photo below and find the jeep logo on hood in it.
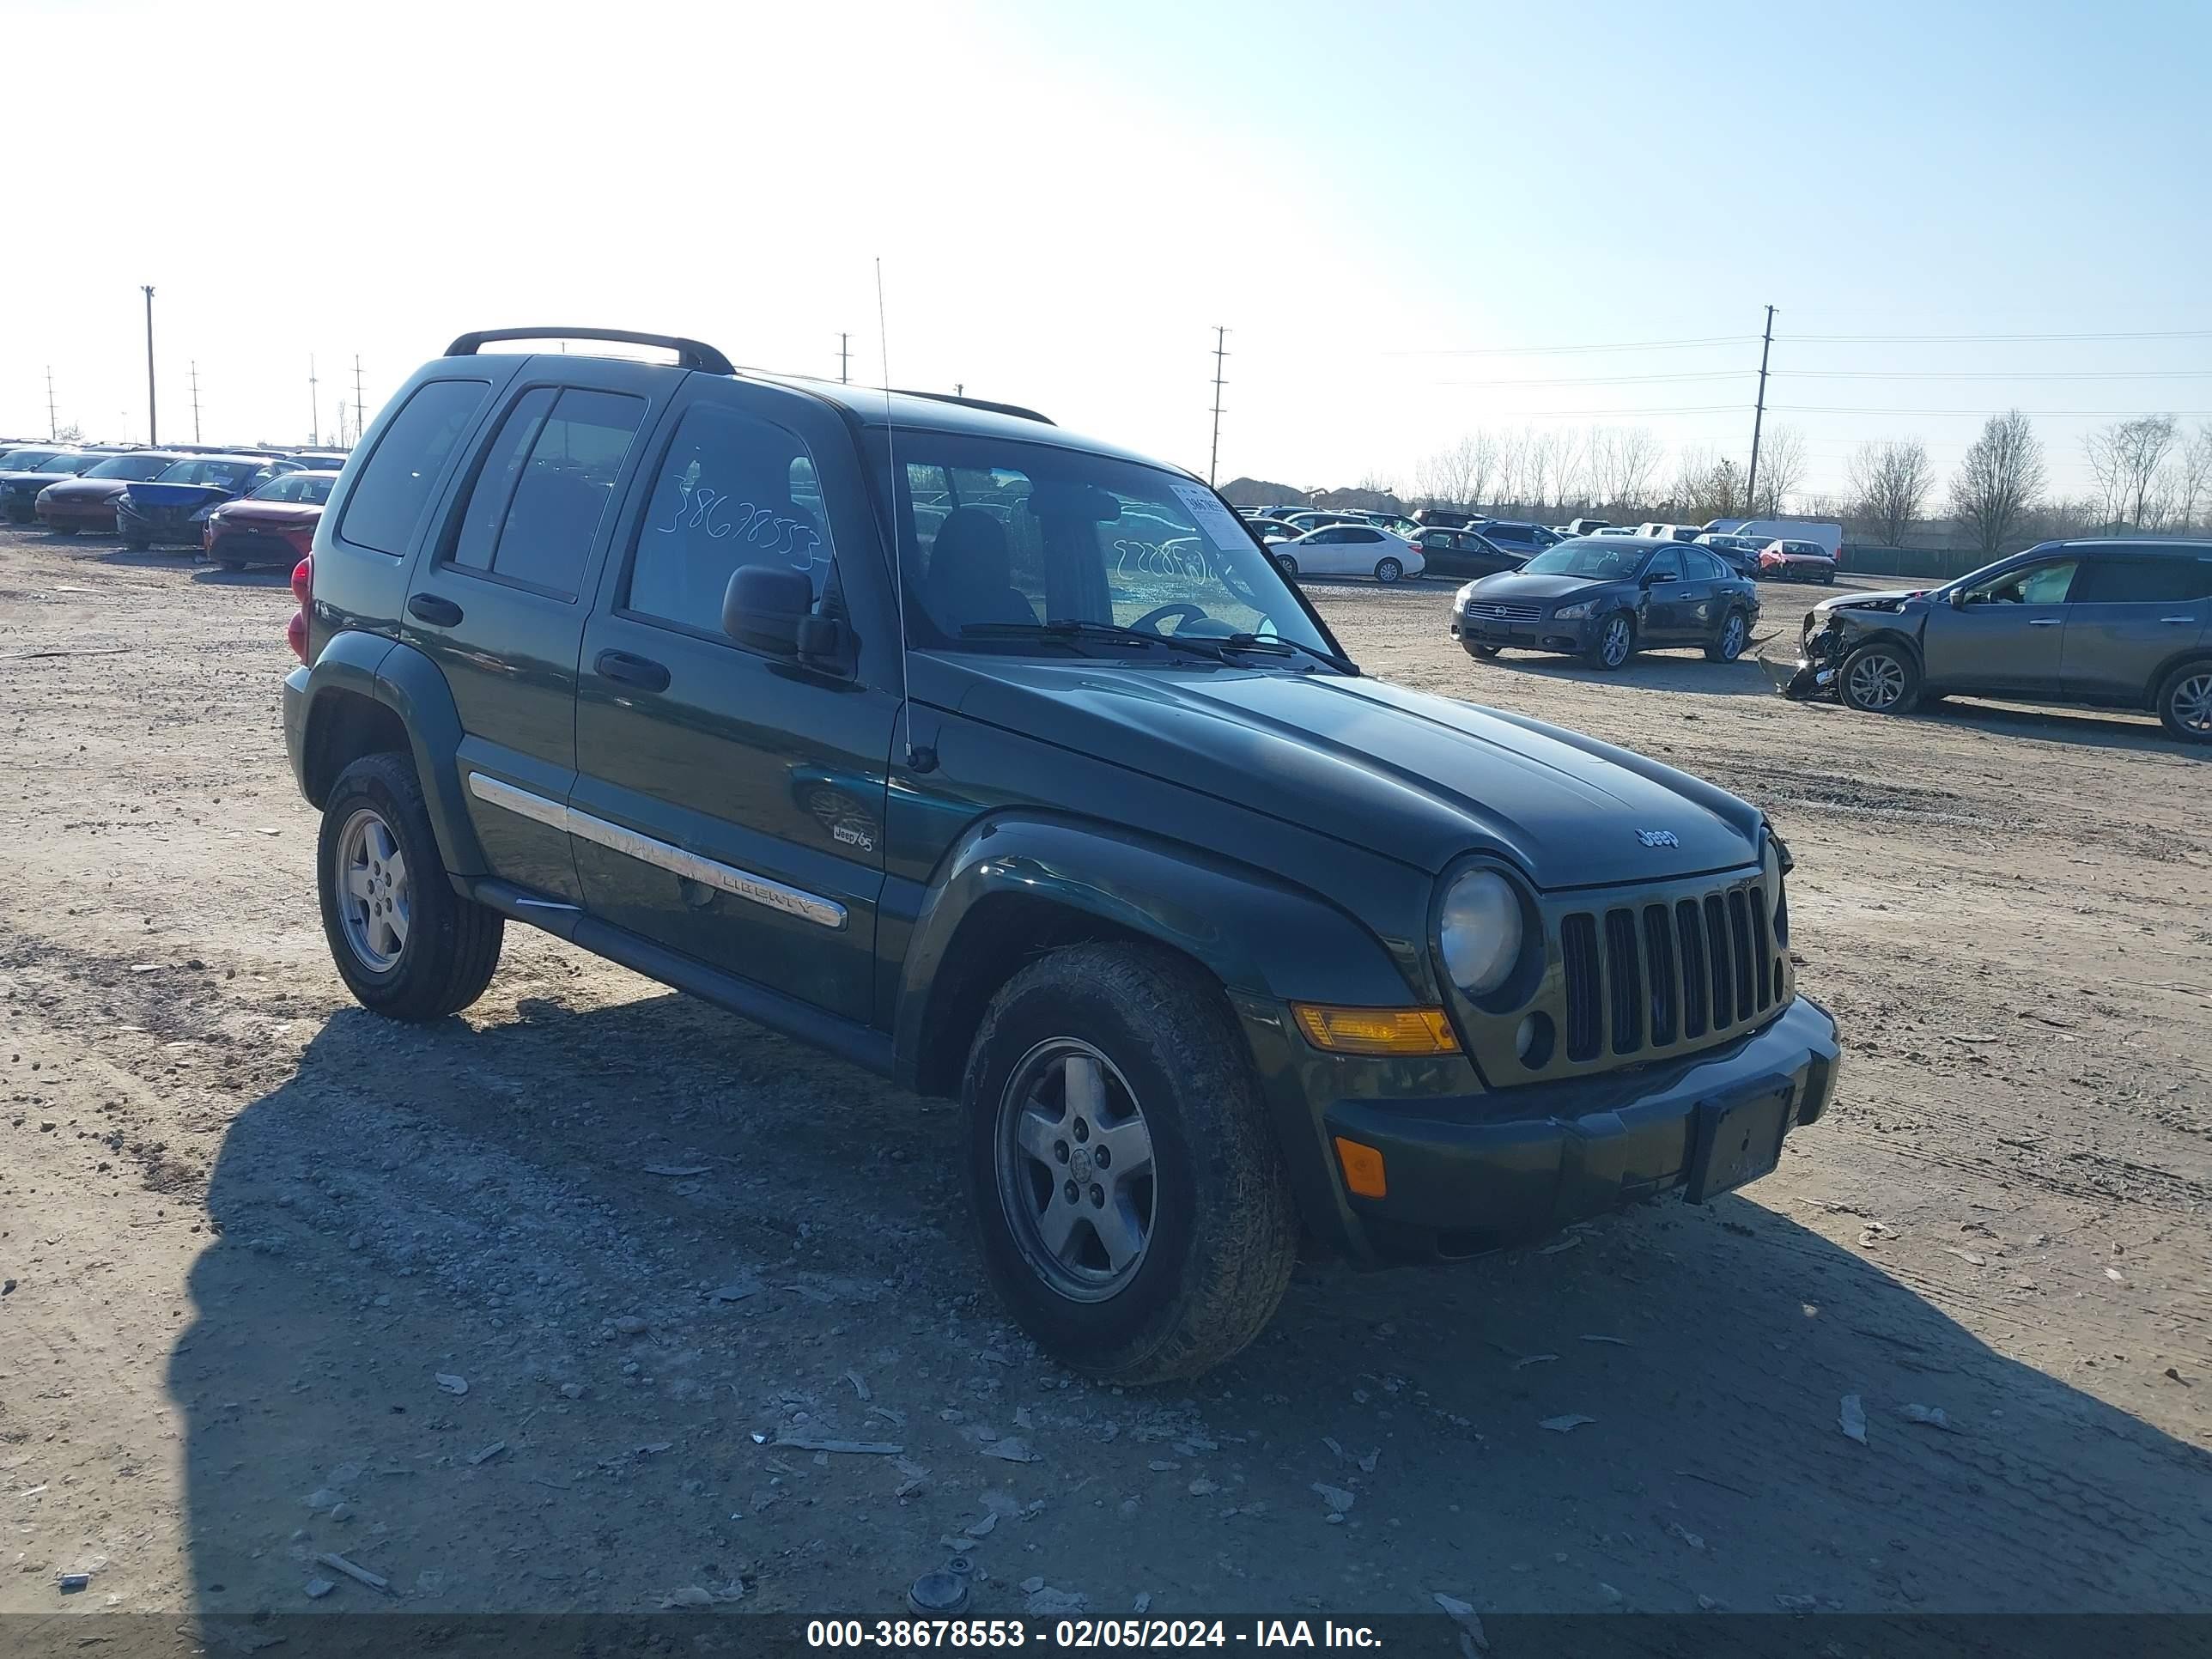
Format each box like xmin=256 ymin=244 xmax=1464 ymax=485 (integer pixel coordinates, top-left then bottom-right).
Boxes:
xmin=1636 ymin=829 xmax=1680 ymax=848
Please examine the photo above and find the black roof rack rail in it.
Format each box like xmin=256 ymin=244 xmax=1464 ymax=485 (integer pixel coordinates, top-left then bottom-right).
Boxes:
xmin=890 ymin=388 xmax=1054 ymax=426
xmin=444 ymin=328 xmax=735 ymax=376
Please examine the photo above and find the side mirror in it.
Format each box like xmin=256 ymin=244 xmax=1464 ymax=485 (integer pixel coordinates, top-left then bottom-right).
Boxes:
xmin=724 ymin=562 xmax=844 ymax=667
xmin=1947 ymin=588 xmax=1968 ymax=608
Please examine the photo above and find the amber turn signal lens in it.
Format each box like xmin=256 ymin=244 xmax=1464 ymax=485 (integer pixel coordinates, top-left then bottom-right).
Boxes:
xmin=1290 ymin=1004 xmax=1459 ymax=1055
xmin=1334 ymin=1136 xmax=1388 ymax=1199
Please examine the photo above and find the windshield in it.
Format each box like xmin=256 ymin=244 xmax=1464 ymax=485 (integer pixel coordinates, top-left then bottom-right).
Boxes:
xmin=7 ymin=453 xmax=92 ymax=476
xmin=85 ymin=453 xmax=177 ymax=480
xmin=154 ymin=459 xmax=259 ymax=489
xmin=249 ymin=471 xmax=336 ymax=504
xmin=890 ymin=435 xmax=1334 ymax=659
xmin=1519 ymin=540 xmax=1651 ymax=580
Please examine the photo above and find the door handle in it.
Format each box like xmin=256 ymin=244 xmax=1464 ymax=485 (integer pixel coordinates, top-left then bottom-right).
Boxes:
xmin=2027 ymin=618 xmax=2061 ymax=627
xmin=2162 ymin=617 xmax=2195 ymax=624
xmin=407 ymin=592 xmax=463 ymax=627
xmin=595 ymin=649 xmax=671 ymax=692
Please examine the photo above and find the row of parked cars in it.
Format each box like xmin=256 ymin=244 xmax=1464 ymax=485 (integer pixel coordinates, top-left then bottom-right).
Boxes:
xmin=0 ymin=439 xmax=346 ymax=567
xmin=1236 ymin=502 xmax=1846 ymax=588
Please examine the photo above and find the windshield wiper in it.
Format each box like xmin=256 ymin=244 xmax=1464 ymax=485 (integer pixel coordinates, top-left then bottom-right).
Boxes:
xmin=1220 ymin=632 xmax=1358 ymax=674
xmin=959 ymin=619 xmax=1236 ymax=661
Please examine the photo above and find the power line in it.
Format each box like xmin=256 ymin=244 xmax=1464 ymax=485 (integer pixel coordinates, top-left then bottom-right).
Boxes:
xmin=1774 ymin=404 xmax=2212 ymax=416
xmin=1778 ymin=368 xmax=2212 ymax=380
xmin=1431 ymin=370 xmax=1751 ymax=386
xmin=1783 ymin=328 xmax=2212 ymax=343
xmin=1388 ymin=333 xmax=1758 ymax=357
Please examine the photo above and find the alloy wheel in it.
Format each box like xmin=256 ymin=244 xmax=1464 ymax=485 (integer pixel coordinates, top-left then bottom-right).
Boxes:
xmin=995 ymin=1039 xmax=1158 ymax=1302
xmin=335 ymin=806 xmax=410 ymax=973
xmin=1848 ymin=652 xmax=1907 ymax=710
xmin=2172 ymin=672 xmax=2212 ymax=735
xmin=1601 ymin=617 xmax=1632 ymax=666
xmin=1721 ymin=614 xmax=1746 ymax=659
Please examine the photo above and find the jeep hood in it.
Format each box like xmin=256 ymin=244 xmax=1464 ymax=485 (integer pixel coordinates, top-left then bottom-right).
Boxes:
xmin=940 ymin=659 xmax=1762 ymax=887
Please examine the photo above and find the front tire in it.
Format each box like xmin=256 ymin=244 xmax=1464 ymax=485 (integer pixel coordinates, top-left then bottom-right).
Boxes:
xmin=1705 ymin=608 xmax=1749 ymax=662
xmin=1588 ymin=611 xmax=1636 ymax=671
xmin=2156 ymin=659 xmax=2212 ymax=742
xmin=1838 ymin=641 xmax=1920 ymax=715
xmin=963 ymin=943 xmax=1297 ymax=1383
xmin=1373 ymin=557 xmax=1403 ymax=584
xmin=52 ymin=525 xmax=78 ymax=538
xmin=124 ymin=537 xmax=149 ymax=552
xmin=1467 ymin=642 xmax=1502 ymax=659
xmin=317 ymin=751 xmax=504 ymax=1020
xmin=1273 ymin=554 xmax=1298 ymax=578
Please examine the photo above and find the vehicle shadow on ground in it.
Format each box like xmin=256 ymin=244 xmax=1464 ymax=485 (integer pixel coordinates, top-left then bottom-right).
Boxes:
xmin=1475 ymin=649 xmax=1774 ymax=697
xmin=171 ymin=992 xmax=2212 ymax=1620
xmin=191 ymin=566 xmax=293 ymax=587
xmin=1768 ymin=679 xmax=2202 ymax=758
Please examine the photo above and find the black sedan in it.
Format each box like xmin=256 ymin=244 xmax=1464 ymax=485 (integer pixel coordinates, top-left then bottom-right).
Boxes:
xmin=1410 ymin=525 xmax=1525 ymax=579
xmin=1448 ymin=537 xmax=1760 ymax=670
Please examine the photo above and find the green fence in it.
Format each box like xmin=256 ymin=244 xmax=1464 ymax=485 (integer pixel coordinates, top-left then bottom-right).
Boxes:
xmin=1842 ymin=544 xmax=1992 ymax=581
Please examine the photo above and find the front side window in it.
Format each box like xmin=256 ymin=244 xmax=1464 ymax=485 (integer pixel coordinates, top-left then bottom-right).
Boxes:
xmin=1648 ymin=549 xmax=1685 ymax=583
xmin=1964 ymin=559 xmax=2078 ymax=606
xmin=443 ymin=386 xmax=645 ymax=599
xmin=341 ymin=379 xmax=491 ymax=555
xmin=890 ymin=436 xmax=1331 ymax=658
xmin=624 ymin=401 xmax=835 ymax=635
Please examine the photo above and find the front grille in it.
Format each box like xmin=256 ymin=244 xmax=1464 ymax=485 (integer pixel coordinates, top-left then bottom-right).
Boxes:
xmin=1556 ymin=875 xmax=1783 ymax=1065
xmin=1466 ymin=600 xmax=1541 ymax=622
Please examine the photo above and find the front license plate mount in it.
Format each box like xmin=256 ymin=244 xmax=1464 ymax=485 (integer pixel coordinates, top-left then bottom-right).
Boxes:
xmin=1684 ymin=1083 xmax=1792 ymax=1204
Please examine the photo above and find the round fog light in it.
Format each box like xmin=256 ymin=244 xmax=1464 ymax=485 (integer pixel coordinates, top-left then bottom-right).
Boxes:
xmin=1515 ymin=1012 xmax=1554 ymax=1068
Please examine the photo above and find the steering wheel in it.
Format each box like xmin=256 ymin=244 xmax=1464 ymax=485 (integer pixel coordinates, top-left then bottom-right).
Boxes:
xmin=1129 ymin=602 xmax=1210 ymax=635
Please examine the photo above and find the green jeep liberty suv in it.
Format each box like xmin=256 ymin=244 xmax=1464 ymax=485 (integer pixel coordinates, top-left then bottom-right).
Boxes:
xmin=282 ymin=328 xmax=1840 ymax=1381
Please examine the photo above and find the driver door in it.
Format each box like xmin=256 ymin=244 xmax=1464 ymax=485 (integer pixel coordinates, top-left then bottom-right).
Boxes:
xmin=1640 ymin=545 xmax=1691 ymax=641
xmin=1922 ymin=556 xmax=2079 ymax=694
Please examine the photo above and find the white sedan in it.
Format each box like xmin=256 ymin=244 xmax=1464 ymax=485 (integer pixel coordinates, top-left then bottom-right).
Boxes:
xmin=1270 ymin=522 xmax=1425 ymax=583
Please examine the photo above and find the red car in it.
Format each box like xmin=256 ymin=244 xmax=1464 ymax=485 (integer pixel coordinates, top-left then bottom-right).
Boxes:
xmin=35 ymin=451 xmax=189 ymax=534
xmin=201 ymin=471 xmax=340 ymax=568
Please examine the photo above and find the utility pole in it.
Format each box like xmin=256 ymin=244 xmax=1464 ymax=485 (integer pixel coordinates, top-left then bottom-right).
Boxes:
xmin=838 ymin=332 xmax=851 ymax=385
xmin=46 ymin=367 xmax=57 ymax=440
xmin=142 ymin=285 xmax=158 ymax=445
xmin=1207 ymin=325 xmax=1231 ymax=487
xmin=352 ymin=356 xmax=365 ymax=446
xmin=309 ymin=355 xmax=320 ymax=447
xmin=189 ymin=360 xmax=203 ymax=444
xmin=1743 ymin=303 xmax=1776 ymax=517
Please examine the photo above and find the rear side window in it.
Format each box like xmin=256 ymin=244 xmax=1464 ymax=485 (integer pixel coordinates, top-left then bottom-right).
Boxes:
xmin=443 ymin=387 xmax=647 ymax=599
xmin=339 ymin=379 xmax=490 ymax=555
xmin=1684 ymin=550 xmax=1723 ymax=580
xmin=2073 ymin=557 xmax=2212 ymax=604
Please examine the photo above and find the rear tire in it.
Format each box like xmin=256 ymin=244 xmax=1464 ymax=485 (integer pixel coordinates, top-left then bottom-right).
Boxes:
xmin=219 ymin=559 xmax=246 ymax=571
xmin=963 ymin=943 xmax=1297 ymax=1383
xmin=1705 ymin=608 xmax=1749 ymax=662
xmin=1588 ymin=611 xmax=1636 ymax=671
xmin=1838 ymin=641 xmax=1920 ymax=715
xmin=2155 ymin=659 xmax=2212 ymax=743
xmin=1374 ymin=557 xmax=1403 ymax=584
xmin=317 ymin=751 xmax=504 ymax=1021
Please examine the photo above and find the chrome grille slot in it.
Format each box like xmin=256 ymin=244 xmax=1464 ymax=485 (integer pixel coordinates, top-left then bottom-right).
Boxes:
xmin=1676 ymin=898 xmax=1708 ymax=1038
xmin=1644 ymin=902 xmax=1678 ymax=1048
xmin=1727 ymin=888 xmax=1755 ymax=1023
xmin=1560 ymin=913 xmax=1602 ymax=1061
xmin=1704 ymin=894 xmax=1733 ymax=1026
xmin=1604 ymin=908 xmax=1642 ymax=1054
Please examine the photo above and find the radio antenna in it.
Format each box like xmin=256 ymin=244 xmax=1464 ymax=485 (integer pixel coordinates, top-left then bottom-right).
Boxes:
xmin=878 ymin=257 xmax=916 ymax=767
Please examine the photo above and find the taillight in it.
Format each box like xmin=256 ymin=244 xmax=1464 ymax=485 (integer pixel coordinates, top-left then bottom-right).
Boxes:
xmin=286 ymin=608 xmax=308 ymax=664
xmin=290 ymin=555 xmax=313 ymax=606
xmin=288 ymin=556 xmax=313 ymax=663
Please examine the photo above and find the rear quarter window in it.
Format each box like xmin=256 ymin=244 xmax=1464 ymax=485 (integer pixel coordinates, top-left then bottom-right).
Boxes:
xmin=337 ymin=378 xmax=492 ymax=555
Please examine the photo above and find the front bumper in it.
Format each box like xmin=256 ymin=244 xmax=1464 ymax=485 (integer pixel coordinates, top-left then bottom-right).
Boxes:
xmin=1449 ymin=605 xmax=1595 ymax=654
xmin=1316 ymin=994 xmax=1838 ymax=1261
xmin=210 ymin=526 xmax=309 ymax=565
xmin=116 ymin=503 xmax=207 ymax=546
xmin=37 ymin=497 xmax=118 ymax=531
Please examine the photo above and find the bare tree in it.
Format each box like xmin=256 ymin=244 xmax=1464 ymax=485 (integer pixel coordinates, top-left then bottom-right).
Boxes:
xmin=1414 ymin=441 xmax=1474 ymax=507
xmin=1950 ymin=410 xmax=2047 ymax=557
xmin=2084 ymin=416 xmax=2179 ymax=531
xmin=1747 ymin=425 xmax=1806 ymax=516
xmin=2169 ymin=422 xmax=2212 ymax=531
xmin=1589 ymin=426 xmax=1662 ymax=511
xmin=1464 ymin=431 xmax=1498 ymax=510
xmin=1847 ymin=438 xmax=1934 ymax=546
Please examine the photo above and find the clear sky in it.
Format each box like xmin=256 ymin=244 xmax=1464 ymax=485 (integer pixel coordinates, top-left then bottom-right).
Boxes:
xmin=3 ymin=0 xmax=2206 ymax=504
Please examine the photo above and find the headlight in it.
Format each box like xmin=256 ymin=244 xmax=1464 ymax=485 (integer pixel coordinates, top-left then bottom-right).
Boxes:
xmin=1553 ymin=600 xmax=1595 ymax=620
xmin=1439 ymin=869 xmax=1523 ymax=996
xmin=1456 ymin=581 xmax=1476 ymax=604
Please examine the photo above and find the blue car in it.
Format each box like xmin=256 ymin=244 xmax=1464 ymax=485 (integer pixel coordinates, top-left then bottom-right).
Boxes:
xmin=114 ymin=454 xmax=299 ymax=551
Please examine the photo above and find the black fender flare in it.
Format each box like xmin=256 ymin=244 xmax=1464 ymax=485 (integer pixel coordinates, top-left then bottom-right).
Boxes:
xmin=892 ymin=811 xmax=1421 ymax=1091
xmin=299 ymin=633 xmax=488 ymax=878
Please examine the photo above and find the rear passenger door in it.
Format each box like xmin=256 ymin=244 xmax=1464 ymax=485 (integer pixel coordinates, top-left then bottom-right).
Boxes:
xmin=1677 ymin=548 xmax=1728 ymax=637
xmin=400 ymin=360 xmax=665 ymax=902
xmin=2058 ymin=554 xmax=2212 ymax=702
xmin=569 ymin=376 xmax=901 ymax=1024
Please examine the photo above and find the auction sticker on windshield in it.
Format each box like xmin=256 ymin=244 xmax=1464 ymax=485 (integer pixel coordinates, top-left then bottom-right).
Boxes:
xmin=1169 ymin=482 xmax=1255 ymax=550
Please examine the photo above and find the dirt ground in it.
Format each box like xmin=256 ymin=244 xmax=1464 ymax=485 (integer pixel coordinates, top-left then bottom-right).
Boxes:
xmin=2 ymin=526 xmax=2208 ymax=1627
